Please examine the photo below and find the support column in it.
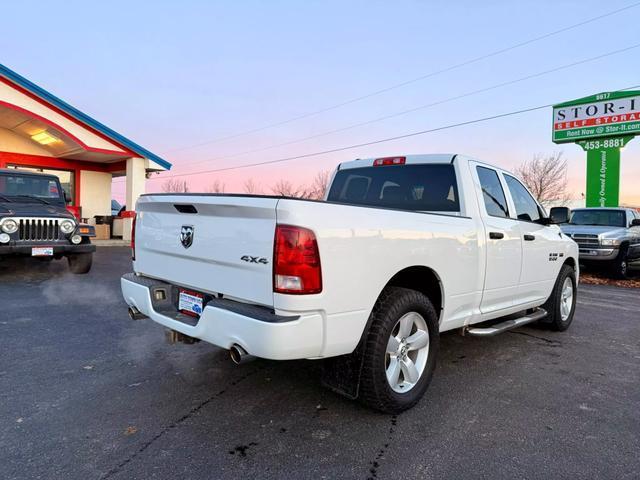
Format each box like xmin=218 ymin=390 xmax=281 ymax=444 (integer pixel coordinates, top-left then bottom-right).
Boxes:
xmin=579 ymin=136 xmax=633 ymax=208
xmin=584 ymin=148 xmax=620 ymax=207
xmin=123 ymin=157 xmax=145 ymax=241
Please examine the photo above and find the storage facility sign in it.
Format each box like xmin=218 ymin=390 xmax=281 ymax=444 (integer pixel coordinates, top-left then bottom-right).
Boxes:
xmin=552 ymin=91 xmax=639 ymax=208
xmin=552 ymin=91 xmax=640 ymax=143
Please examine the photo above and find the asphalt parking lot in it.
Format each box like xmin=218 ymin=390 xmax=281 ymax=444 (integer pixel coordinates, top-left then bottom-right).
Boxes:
xmin=1 ymin=248 xmax=639 ymax=480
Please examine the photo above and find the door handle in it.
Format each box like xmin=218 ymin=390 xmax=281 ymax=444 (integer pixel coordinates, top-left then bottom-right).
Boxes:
xmin=524 ymin=234 xmax=535 ymax=241
xmin=489 ymin=232 xmax=504 ymax=240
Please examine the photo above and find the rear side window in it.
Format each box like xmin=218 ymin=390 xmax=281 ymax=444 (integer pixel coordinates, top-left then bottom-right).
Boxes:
xmin=504 ymin=174 xmax=541 ymax=222
xmin=476 ymin=167 xmax=509 ymax=218
xmin=326 ymin=164 xmax=460 ymax=212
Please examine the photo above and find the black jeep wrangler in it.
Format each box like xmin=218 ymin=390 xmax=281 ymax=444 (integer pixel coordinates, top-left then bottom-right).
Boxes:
xmin=0 ymin=169 xmax=96 ymax=273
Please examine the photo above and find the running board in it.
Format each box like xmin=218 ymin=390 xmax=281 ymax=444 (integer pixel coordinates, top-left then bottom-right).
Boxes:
xmin=465 ymin=308 xmax=547 ymax=337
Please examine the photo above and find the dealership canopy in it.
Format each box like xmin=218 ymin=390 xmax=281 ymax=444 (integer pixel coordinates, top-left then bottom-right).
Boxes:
xmin=0 ymin=63 xmax=171 ymax=240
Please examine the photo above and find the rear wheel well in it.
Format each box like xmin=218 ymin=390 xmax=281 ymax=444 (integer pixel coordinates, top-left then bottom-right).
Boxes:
xmin=321 ymin=266 xmax=443 ymax=399
xmin=382 ymin=266 xmax=443 ymax=322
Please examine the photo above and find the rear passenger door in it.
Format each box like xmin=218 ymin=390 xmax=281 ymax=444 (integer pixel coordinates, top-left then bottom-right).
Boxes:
xmin=502 ymin=174 xmax=558 ymax=304
xmin=471 ymin=163 xmax=522 ymax=314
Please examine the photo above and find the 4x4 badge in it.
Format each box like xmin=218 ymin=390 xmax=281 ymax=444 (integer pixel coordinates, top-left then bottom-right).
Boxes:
xmin=180 ymin=225 xmax=194 ymax=248
xmin=241 ymin=255 xmax=268 ymax=264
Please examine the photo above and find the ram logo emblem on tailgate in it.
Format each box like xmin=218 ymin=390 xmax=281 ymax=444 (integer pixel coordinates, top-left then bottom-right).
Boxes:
xmin=180 ymin=225 xmax=194 ymax=248
xmin=241 ymin=255 xmax=269 ymax=264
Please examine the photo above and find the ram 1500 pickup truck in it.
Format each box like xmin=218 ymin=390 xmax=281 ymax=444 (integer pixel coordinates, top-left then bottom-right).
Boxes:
xmin=121 ymin=154 xmax=579 ymax=413
xmin=560 ymin=207 xmax=640 ymax=279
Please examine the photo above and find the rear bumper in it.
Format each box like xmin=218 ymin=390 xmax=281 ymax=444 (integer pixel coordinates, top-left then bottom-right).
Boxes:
xmin=0 ymin=243 xmax=95 ymax=256
xmin=120 ymin=273 xmax=325 ymax=360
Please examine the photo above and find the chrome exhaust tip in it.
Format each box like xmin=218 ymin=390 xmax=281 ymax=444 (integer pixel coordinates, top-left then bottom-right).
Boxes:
xmin=128 ymin=306 xmax=147 ymax=321
xmin=229 ymin=344 xmax=255 ymax=365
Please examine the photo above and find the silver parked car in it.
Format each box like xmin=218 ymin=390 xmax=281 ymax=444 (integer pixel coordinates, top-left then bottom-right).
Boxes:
xmin=561 ymin=207 xmax=640 ymax=278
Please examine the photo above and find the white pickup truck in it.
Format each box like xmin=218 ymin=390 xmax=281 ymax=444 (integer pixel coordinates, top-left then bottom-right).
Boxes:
xmin=121 ymin=154 xmax=579 ymax=413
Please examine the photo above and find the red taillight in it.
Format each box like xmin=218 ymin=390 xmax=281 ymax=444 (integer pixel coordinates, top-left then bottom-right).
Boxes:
xmin=274 ymin=225 xmax=322 ymax=294
xmin=131 ymin=215 xmax=137 ymax=261
xmin=373 ymin=156 xmax=406 ymax=166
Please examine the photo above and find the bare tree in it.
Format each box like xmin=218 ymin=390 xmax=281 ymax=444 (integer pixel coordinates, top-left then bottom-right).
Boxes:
xmin=271 ymin=179 xmax=307 ymax=198
xmin=243 ymin=178 xmax=261 ymax=194
xmin=305 ymin=170 xmax=331 ymax=200
xmin=269 ymin=170 xmax=331 ymax=199
xmin=161 ymin=179 xmax=189 ymax=193
xmin=514 ymin=152 xmax=570 ymax=207
xmin=205 ymin=180 xmax=226 ymax=194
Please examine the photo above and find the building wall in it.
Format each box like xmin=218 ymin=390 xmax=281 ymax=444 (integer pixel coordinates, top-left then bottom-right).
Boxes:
xmin=79 ymin=170 xmax=112 ymax=219
xmin=0 ymin=127 xmax=53 ymax=156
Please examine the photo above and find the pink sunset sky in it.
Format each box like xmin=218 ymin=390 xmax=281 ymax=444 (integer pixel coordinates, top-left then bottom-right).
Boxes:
xmin=3 ymin=0 xmax=640 ymax=206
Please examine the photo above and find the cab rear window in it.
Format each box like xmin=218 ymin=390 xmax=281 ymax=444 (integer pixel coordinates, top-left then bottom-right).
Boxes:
xmin=327 ymin=164 xmax=460 ymax=212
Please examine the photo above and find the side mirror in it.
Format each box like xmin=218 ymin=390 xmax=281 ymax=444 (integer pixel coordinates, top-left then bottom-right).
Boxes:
xmin=631 ymin=219 xmax=640 ymax=227
xmin=63 ymin=191 xmax=70 ymax=204
xmin=549 ymin=207 xmax=570 ymax=224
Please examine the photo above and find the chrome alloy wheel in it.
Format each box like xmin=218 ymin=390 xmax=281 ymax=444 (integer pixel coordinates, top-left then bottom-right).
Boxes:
xmin=560 ymin=277 xmax=574 ymax=321
xmin=385 ymin=311 xmax=430 ymax=393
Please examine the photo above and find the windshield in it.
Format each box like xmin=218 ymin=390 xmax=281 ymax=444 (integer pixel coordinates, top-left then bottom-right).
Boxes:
xmin=0 ymin=173 xmax=64 ymax=202
xmin=327 ymin=164 xmax=460 ymax=212
xmin=569 ymin=209 xmax=626 ymax=227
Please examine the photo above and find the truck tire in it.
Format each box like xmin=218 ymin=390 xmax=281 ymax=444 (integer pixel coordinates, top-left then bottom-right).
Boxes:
xmin=611 ymin=245 xmax=630 ymax=279
xmin=358 ymin=287 xmax=439 ymax=414
xmin=540 ymin=264 xmax=576 ymax=331
xmin=67 ymin=253 xmax=93 ymax=274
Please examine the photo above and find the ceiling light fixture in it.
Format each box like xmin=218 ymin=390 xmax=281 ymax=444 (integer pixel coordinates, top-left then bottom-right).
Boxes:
xmin=31 ymin=130 xmax=60 ymax=145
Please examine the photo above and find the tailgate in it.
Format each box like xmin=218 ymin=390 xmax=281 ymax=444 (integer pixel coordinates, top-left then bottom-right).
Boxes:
xmin=134 ymin=194 xmax=278 ymax=307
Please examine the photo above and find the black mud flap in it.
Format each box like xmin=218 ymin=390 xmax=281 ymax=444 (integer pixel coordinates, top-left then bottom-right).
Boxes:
xmin=320 ymin=342 xmax=366 ymax=400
